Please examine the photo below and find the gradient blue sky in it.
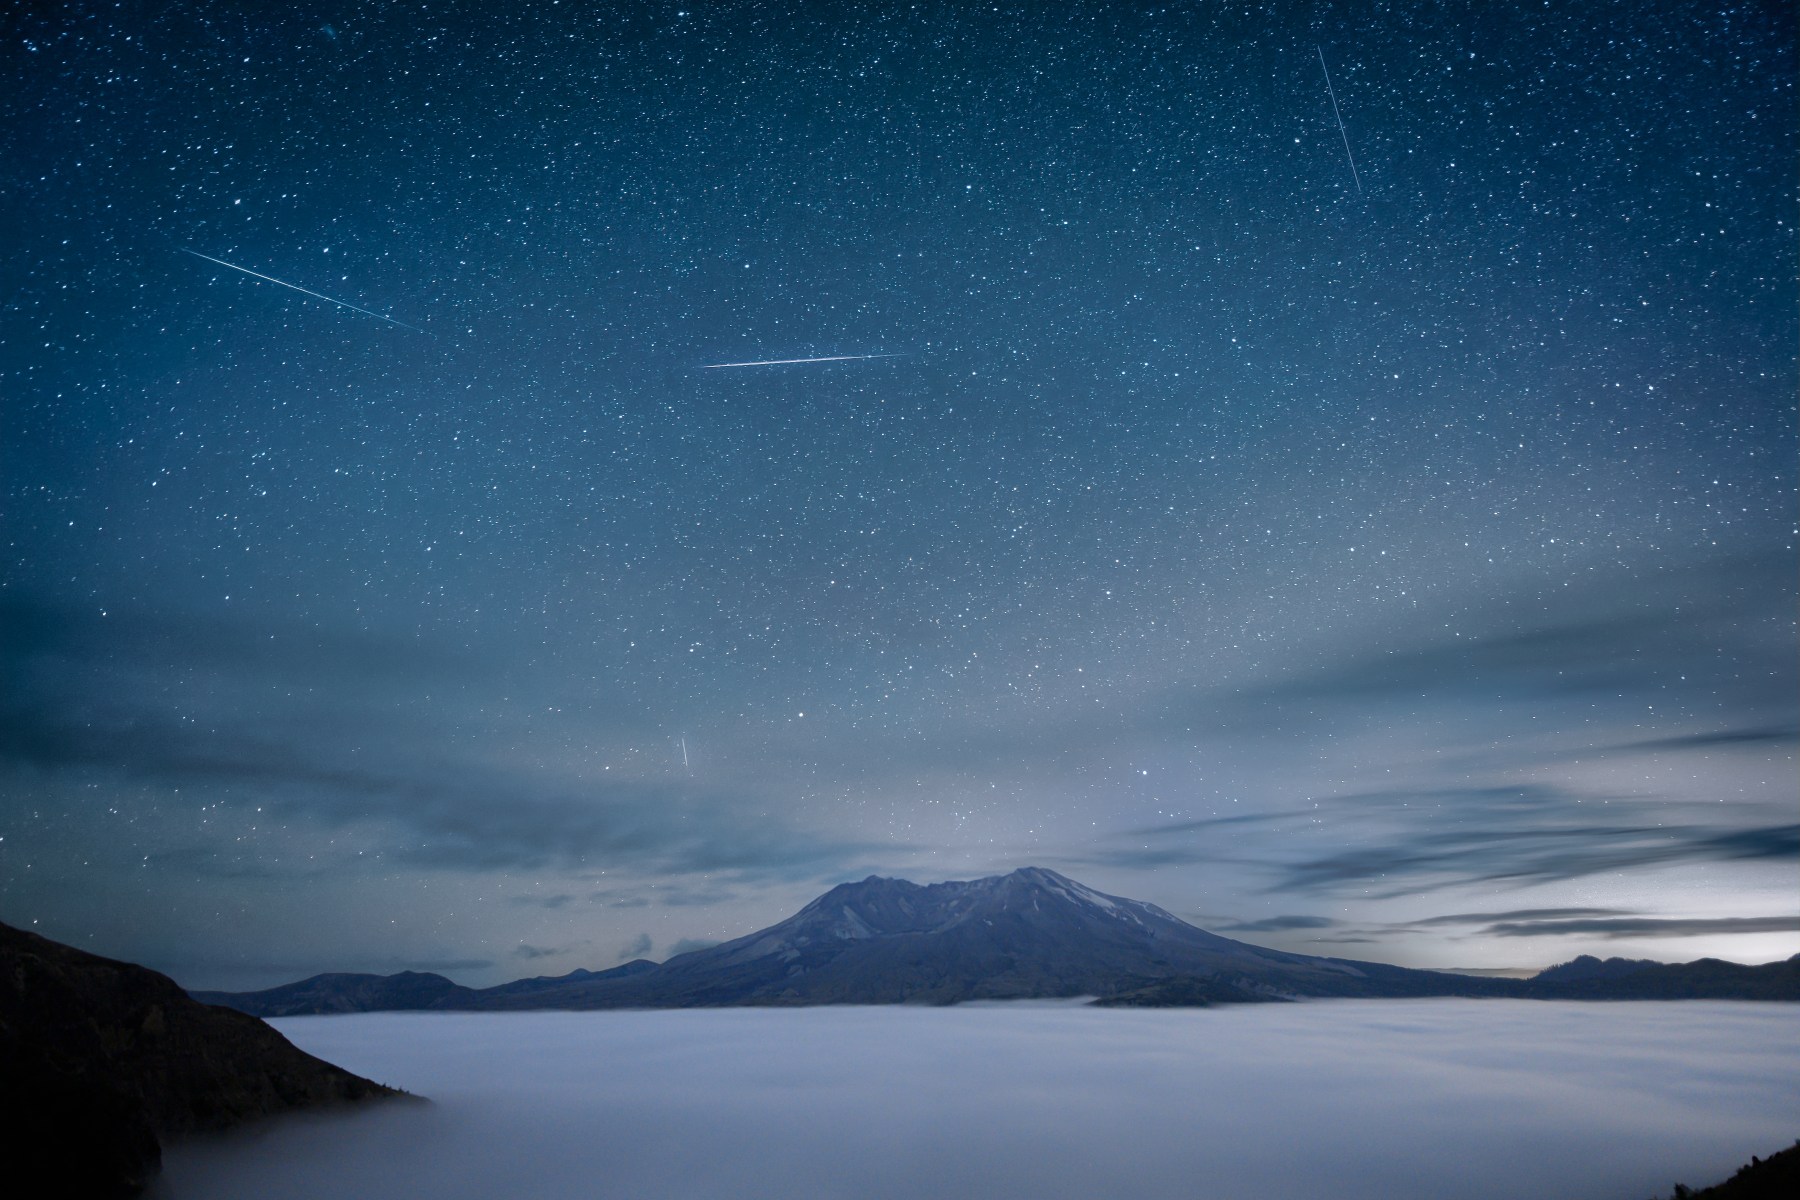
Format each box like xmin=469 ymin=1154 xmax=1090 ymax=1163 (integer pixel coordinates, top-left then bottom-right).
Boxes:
xmin=2 ymin=1 xmax=1794 ymax=990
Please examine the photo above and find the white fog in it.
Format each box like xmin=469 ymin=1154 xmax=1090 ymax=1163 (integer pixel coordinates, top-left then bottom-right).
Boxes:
xmin=156 ymin=1000 xmax=1799 ymax=1200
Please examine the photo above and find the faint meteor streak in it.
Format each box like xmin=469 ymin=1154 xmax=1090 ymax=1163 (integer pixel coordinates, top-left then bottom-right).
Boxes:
xmin=180 ymin=249 xmax=422 ymax=331
xmin=1317 ymin=48 xmax=1363 ymax=195
xmin=701 ymin=353 xmax=900 ymax=369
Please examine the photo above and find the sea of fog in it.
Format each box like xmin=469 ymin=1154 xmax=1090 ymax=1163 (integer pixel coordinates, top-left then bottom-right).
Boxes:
xmin=157 ymin=1001 xmax=1799 ymax=1200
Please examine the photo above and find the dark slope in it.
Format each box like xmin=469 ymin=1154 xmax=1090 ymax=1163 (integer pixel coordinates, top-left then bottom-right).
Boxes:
xmin=0 ymin=921 xmax=406 ymax=1198
xmin=1663 ymin=1140 xmax=1800 ymax=1199
xmin=195 ymin=957 xmax=660 ymax=1016
xmin=1522 ymin=954 xmax=1800 ymax=1000
xmin=476 ymin=867 xmax=1506 ymax=1008
xmin=191 ymin=969 xmax=479 ymax=1016
xmin=478 ymin=958 xmax=658 ymax=998
xmin=1531 ymin=954 xmax=1662 ymax=984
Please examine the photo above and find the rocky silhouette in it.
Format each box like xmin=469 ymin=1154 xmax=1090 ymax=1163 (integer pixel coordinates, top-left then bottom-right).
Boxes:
xmin=1663 ymin=1140 xmax=1800 ymax=1199
xmin=0 ymin=921 xmax=408 ymax=1197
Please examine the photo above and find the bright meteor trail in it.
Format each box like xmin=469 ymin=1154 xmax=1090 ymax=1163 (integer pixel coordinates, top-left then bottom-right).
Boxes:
xmin=180 ymin=249 xmax=421 ymax=331
xmin=701 ymin=353 xmax=900 ymax=369
xmin=1317 ymin=48 xmax=1363 ymax=195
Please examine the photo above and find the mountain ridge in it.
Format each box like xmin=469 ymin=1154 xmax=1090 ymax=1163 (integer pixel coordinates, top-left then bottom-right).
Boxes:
xmin=188 ymin=868 xmax=1800 ymax=1013
xmin=194 ymin=868 xmax=1498 ymax=1011
xmin=189 ymin=957 xmax=658 ymax=1016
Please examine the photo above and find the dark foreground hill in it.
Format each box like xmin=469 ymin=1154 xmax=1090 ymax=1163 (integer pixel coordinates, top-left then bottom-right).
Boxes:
xmin=0 ymin=921 xmax=408 ymax=1197
xmin=1661 ymin=1140 xmax=1800 ymax=1199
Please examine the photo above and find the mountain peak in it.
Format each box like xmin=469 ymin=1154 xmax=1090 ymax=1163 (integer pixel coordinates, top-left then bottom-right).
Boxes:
xmin=1005 ymin=865 xmax=1077 ymax=885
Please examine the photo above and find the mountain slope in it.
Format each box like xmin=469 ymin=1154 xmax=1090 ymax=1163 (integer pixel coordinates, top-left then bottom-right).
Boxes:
xmin=0 ymin=921 xmax=406 ymax=1197
xmin=478 ymin=959 xmax=659 ymax=998
xmin=1530 ymin=954 xmax=1661 ymax=984
xmin=191 ymin=969 xmax=479 ymax=1016
xmin=196 ymin=957 xmax=661 ymax=1016
xmin=477 ymin=867 xmax=1504 ymax=1008
xmin=1669 ymin=1140 xmax=1800 ymax=1199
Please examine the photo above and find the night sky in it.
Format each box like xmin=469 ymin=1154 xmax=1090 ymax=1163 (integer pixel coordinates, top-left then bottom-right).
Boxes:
xmin=3 ymin=1 xmax=1794 ymax=991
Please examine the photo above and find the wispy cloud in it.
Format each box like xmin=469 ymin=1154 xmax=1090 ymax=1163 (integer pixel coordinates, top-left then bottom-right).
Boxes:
xmin=1213 ymin=915 xmax=1340 ymax=933
xmin=1206 ymin=559 xmax=1796 ymax=731
xmin=1 ymin=595 xmax=896 ymax=881
xmin=1483 ymin=916 xmax=1800 ymax=939
xmin=1080 ymin=784 xmax=1798 ymax=897
xmin=507 ymin=894 xmax=574 ymax=910
xmin=1269 ymin=823 xmax=1799 ymax=897
xmin=1405 ymin=907 xmax=1634 ymax=927
xmin=1612 ymin=726 xmax=1799 ymax=753
xmin=666 ymin=937 xmax=721 ymax=957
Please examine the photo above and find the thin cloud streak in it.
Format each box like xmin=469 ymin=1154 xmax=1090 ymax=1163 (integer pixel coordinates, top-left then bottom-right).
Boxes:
xmin=1079 ymin=783 xmax=1798 ymax=898
xmin=1484 ymin=916 xmax=1800 ymax=939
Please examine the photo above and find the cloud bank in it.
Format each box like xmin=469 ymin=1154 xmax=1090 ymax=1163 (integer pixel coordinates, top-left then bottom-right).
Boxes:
xmin=160 ymin=1005 xmax=1800 ymax=1200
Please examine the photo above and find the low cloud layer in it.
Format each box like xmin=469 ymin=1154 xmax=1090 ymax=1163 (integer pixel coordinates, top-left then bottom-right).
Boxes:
xmin=160 ymin=1005 xmax=1800 ymax=1200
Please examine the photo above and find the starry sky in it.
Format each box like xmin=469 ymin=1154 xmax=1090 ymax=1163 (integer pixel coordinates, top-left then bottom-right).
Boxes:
xmin=2 ymin=1 xmax=1794 ymax=991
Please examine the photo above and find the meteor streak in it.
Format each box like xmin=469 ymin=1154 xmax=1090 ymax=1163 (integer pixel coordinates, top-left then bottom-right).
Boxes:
xmin=1317 ymin=48 xmax=1363 ymax=195
xmin=181 ymin=249 xmax=421 ymax=331
xmin=701 ymin=353 xmax=900 ymax=369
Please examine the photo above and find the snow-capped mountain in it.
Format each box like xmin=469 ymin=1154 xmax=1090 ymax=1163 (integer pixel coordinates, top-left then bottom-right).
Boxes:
xmin=470 ymin=866 xmax=1487 ymax=1008
xmin=193 ymin=867 xmax=1800 ymax=1013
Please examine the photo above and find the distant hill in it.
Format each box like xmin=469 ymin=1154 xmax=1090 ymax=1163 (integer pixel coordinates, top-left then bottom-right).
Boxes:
xmin=0 ymin=920 xmax=407 ymax=1198
xmin=1523 ymin=954 xmax=1800 ymax=1000
xmin=478 ymin=959 xmax=659 ymax=998
xmin=1532 ymin=954 xmax=1662 ymax=983
xmin=191 ymin=969 xmax=478 ymax=1016
xmin=478 ymin=964 xmax=662 ymax=1000
xmin=193 ymin=958 xmax=659 ymax=1016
